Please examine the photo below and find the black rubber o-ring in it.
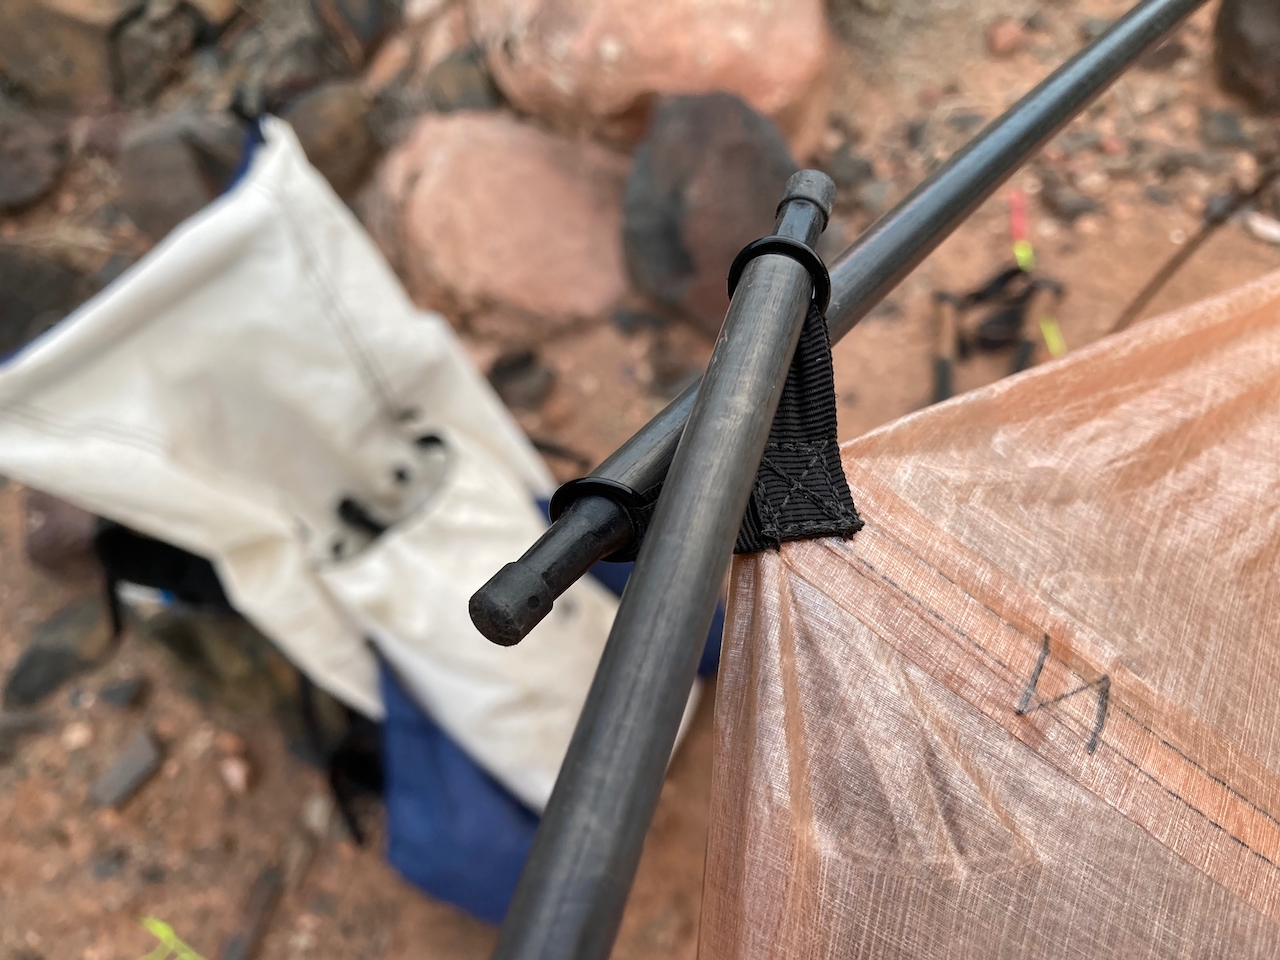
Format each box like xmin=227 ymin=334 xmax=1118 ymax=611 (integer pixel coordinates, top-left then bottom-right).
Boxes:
xmin=548 ymin=476 xmax=646 ymax=522
xmin=727 ymin=236 xmax=831 ymax=314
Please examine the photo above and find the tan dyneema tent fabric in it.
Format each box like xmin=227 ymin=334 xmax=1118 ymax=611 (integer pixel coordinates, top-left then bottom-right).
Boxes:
xmin=702 ymin=270 xmax=1280 ymax=958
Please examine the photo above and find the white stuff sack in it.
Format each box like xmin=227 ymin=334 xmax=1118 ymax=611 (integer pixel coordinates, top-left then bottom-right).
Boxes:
xmin=0 ymin=118 xmax=671 ymax=812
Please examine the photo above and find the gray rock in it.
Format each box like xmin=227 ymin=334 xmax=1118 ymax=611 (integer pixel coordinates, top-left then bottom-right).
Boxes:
xmin=906 ymin=118 xmax=931 ymax=152
xmin=0 ymin=0 xmax=137 ymax=107
xmin=117 ymin=111 xmax=246 ymax=241
xmin=89 ymin=847 xmax=128 ymax=879
xmin=1039 ymin=171 xmax=1102 ymax=222
xmin=115 ymin=0 xmax=200 ymax=105
xmin=0 ymin=97 xmax=65 ymax=212
xmin=3 ymin=599 xmax=110 ymax=708
xmin=280 ymin=81 xmax=376 ymax=197
xmin=89 ymin=728 xmax=161 ymax=807
xmin=4 ymin=647 xmax=86 ymax=709
xmin=1215 ymin=0 xmax=1280 ymax=112
xmin=1144 ymin=184 xmax=1177 ymax=206
xmin=623 ymin=93 xmax=796 ymax=336
xmin=100 ymin=676 xmax=151 ymax=709
xmin=487 ymin=350 xmax=555 ymax=410
xmin=0 ymin=245 xmax=92 ymax=357
xmin=1199 ymin=106 xmax=1251 ymax=149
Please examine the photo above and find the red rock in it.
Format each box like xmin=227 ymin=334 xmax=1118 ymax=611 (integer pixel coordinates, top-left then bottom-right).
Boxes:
xmin=468 ymin=0 xmax=831 ymax=156
xmin=986 ymin=16 xmax=1026 ymax=58
xmin=369 ymin=112 xmax=629 ymax=338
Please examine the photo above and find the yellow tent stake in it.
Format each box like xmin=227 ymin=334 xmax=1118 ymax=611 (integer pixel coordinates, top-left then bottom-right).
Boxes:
xmin=139 ymin=917 xmax=206 ymax=960
xmin=1014 ymin=239 xmax=1036 ymax=272
xmin=1039 ymin=315 xmax=1067 ymax=357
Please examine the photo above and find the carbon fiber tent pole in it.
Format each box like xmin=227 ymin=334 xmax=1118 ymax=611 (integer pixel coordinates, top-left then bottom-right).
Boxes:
xmin=491 ymin=172 xmax=836 ymax=960
xmin=469 ymin=0 xmax=1211 ymax=649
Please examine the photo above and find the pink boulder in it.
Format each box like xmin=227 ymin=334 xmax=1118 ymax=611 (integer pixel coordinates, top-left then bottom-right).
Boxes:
xmin=370 ymin=112 xmax=629 ymax=338
xmin=467 ymin=0 xmax=831 ymax=156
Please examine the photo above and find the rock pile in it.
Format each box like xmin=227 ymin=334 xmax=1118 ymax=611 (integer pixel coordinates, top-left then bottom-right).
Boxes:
xmin=0 ymin=0 xmax=1276 ymax=412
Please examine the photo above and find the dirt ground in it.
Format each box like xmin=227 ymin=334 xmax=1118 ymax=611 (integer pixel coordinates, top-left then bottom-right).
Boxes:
xmin=4 ymin=0 xmax=1280 ymax=958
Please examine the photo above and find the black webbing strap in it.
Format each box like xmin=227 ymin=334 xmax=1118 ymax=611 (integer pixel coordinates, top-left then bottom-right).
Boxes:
xmin=734 ymin=302 xmax=863 ymax=554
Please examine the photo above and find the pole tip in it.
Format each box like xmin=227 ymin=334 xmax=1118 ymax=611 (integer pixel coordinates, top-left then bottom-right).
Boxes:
xmin=782 ymin=170 xmax=837 ymax=221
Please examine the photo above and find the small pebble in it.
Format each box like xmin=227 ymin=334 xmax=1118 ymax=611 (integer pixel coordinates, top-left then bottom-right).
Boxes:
xmin=61 ymin=721 xmax=92 ymax=751
xmin=68 ymin=688 xmax=95 ymax=709
xmin=220 ymin=755 xmax=252 ymax=795
xmin=987 ymin=16 xmax=1026 ymax=58
xmin=89 ymin=847 xmax=128 ymax=880
xmin=1234 ymin=152 xmax=1261 ymax=192
xmin=185 ymin=725 xmax=214 ymax=759
xmin=89 ymin=728 xmax=161 ymax=807
xmin=302 ymin=793 xmax=333 ymax=838
xmin=1199 ymin=107 xmax=1251 ymax=150
xmin=1245 ymin=211 xmax=1280 ymax=245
